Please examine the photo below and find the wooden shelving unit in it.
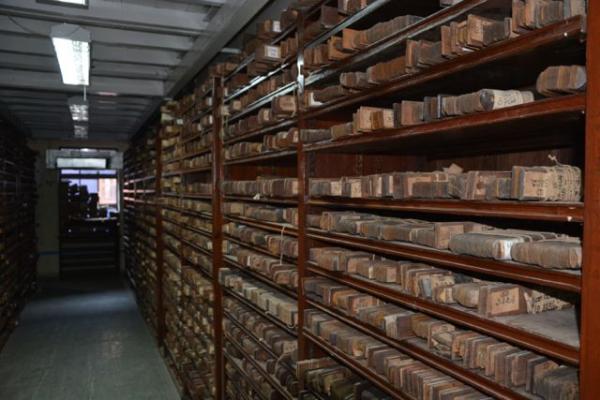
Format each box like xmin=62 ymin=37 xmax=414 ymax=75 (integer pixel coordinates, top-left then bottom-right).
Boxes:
xmin=124 ymin=1 xmax=599 ymax=399
xmin=0 ymin=121 xmax=37 ymax=351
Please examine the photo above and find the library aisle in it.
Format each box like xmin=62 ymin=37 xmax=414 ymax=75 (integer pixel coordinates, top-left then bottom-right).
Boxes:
xmin=0 ymin=273 xmax=179 ymax=400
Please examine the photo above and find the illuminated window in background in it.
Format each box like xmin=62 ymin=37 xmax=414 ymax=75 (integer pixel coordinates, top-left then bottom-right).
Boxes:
xmin=60 ymin=169 xmax=119 ymax=212
xmin=98 ymin=178 xmax=117 ymax=205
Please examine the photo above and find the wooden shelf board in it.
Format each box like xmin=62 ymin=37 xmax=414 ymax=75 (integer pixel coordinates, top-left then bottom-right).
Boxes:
xmin=224 ymin=332 xmax=296 ymax=400
xmin=307 ymin=228 xmax=581 ymax=293
xmin=303 ymin=329 xmax=409 ymax=400
xmin=225 ymin=149 xmax=297 ymax=166
xmin=306 ymin=298 xmax=535 ymax=400
xmin=223 ymin=289 xmax=297 ymax=337
xmin=304 ymin=94 xmax=585 ymax=155
xmin=224 ymin=215 xmax=298 ymax=236
xmin=223 ymin=118 xmax=296 ymax=146
xmin=223 ymin=256 xmax=298 ymax=299
xmin=306 ymin=263 xmax=579 ymax=365
xmin=308 ymin=196 xmax=584 ymax=223
xmin=223 ymin=195 xmax=298 ymax=205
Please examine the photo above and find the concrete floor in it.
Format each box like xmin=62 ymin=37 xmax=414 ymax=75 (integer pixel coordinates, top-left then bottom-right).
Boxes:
xmin=0 ymin=273 xmax=180 ymax=400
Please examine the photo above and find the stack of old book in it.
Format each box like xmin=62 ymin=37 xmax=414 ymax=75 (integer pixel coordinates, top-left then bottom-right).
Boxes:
xmin=224 ymin=201 xmax=297 ymax=225
xmin=182 ymin=153 xmax=211 ymax=169
xmin=224 ymin=142 xmax=264 ymax=160
xmin=182 ymin=132 xmax=212 ymax=154
xmin=225 ymin=95 xmax=297 ymax=140
xmin=309 ymin=163 xmax=582 ymax=202
xmin=182 ymin=182 xmax=212 ymax=195
xmin=224 ymin=297 xmax=298 ymax=360
xmin=182 ymin=246 xmax=212 ymax=273
xmin=180 ymin=198 xmax=211 ymax=213
xmin=304 ymin=275 xmax=578 ymax=398
xmin=223 ymin=177 xmax=299 ymax=198
xmin=308 ymin=249 xmax=573 ymax=316
xmin=314 ymin=211 xmax=582 ymax=269
xmin=225 ymin=243 xmax=298 ymax=289
xmin=264 ymin=128 xmax=298 ymax=151
xmin=181 ymin=229 xmax=212 ymax=251
xmin=223 ymin=222 xmax=298 ymax=258
xmin=537 ymin=65 xmax=587 ymax=96
xmin=411 ymin=313 xmax=579 ymax=399
xmin=298 ymin=357 xmax=392 ymax=399
xmin=309 ymin=5 xmax=585 ymax=101
xmin=512 ymin=0 xmax=586 ymax=33
xmin=223 ymin=319 xmax=299 ymax=396
xmin=304 ymin=309 xmax=487 ymax=399
xmin=300 ymin=128 xmax=334 ymax=143
xmin=219 ymin=268 xmax=298 ymax=327
xmin=180 ymin=214 xmax=212 ymax=233
xmin=231 ymin=68 xmax=295 ymax=111
xmin=223 ymin=341 xmax=282 ymax=399
xmin=322 ymin=85 xmax=545 ymax=138
xmin=304 ymin=5 xmax=345 ymax=42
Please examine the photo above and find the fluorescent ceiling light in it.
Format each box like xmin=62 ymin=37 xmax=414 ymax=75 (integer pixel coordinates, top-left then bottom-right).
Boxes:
xmin=56 ymin=157 xmax=106 ymax=169
xmin=69 ymin=96 xmax=88 ymax=122
xmin=38 ymin=0 xmax=88 ymax=7
xmin=51 ymin=24 xmax=90 ymax=86
xmin=56 ymin=0 xmax=87 ymax=4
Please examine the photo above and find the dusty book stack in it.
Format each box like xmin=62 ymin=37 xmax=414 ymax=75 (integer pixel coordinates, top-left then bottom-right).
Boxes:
xmin=124 ymin=0 xmax=598 ymax=398
xmin=309 ymin=162 xmax=582 ymax=202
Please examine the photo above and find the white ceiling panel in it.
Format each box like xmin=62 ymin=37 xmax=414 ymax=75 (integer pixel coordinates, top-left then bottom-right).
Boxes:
xmin=0 ymin=0 xmax=269 ymax=140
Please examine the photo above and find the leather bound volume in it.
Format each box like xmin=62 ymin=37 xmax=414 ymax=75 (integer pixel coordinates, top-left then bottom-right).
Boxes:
xmin=271 ymin=95 xmax=297 ymax=117
xmin=255 ymin=44 xmax=282 ymax=64
xmin=394 ymin=101 xmax=425 ymax=126
xmin=526 ymin=356 xmax=559 ymax=392
xmin=536 ymin=65 xmax=586 ymax=96
xmin=372 ymin=260 xmax=402 ymax=283
xmin=511 ymin=164 xmax=581 ymax=201
xmin=392 ymin=172 xmax=449 ymax=199
xmin=412 ymin=221 xmax=470 ymax=250
xmin=462 ymin=170 xmax=512 ymax=200
xmin=340 ymin=71 xmax=372 ymax=89
xmin=466 ymin=15 xmax=511 ymax=48
xmin=533 ymin=366 xmax=579 ymax=400
xmin=353 ymin=106 xmax=394 ymax=133
xmin=331 ymin=122 xmax=356 ymax=139
xmin=478 ymin=284 xmax=528 ymax=317
xmin=366 ymin=56 xmax=408 ymax=85
xmin=300 ymin=128 xmax=333 ymax=143
xmin=452 ymin=282 xmax=485 ymax=308
xmin=510 ymin=238 xmax=582 ymax=269
xmin=448 ymin=229 xmax=561 ymax=260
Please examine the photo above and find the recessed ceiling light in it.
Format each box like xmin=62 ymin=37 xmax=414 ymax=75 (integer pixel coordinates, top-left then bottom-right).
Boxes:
xmin=51 ymin=24 xmax=91 ymax=86
xmin=97 ymin=91 xmax=118 ymax=96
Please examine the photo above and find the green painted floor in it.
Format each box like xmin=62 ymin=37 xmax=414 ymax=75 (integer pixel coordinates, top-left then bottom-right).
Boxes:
xmin=0 ymin=273 xmax=180 ymax=400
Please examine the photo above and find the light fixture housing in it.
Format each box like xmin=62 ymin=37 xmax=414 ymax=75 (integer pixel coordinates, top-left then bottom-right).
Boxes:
xmin=73 ymin=123 xmax=89 ymax=139
xmin=51 ymin=24 xmax=91 ymax=86
xmin=68 ymin=96 xmax=88 ymax=122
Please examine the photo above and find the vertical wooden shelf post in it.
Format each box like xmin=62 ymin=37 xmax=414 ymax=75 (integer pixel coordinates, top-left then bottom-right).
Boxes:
xmin=211 ymin=75 xmax=225 ymax=400
xmin=295 ymin=9 xmax=309 ymax=364
xmin=581 ymin=1 xmax=600 ymax=397
xmin=155 ymin=128 xmax=166 ymax=345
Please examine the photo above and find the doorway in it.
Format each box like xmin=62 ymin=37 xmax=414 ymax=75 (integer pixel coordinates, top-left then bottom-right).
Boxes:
xmin=58 ymin=168 xmax=120 ymax=276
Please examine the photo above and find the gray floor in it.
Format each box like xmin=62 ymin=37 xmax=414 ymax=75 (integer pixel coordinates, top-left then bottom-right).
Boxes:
xmin=0 ymin=273 xmax=180 ymax=400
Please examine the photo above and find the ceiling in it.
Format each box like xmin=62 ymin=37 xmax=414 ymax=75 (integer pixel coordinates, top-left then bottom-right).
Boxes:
xmin=0 ymin=0 xmax=268 ymax=141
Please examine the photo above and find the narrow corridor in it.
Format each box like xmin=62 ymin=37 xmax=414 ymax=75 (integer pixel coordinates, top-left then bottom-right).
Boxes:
xmin=0 ymin=273 xmax=179 ymax=400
